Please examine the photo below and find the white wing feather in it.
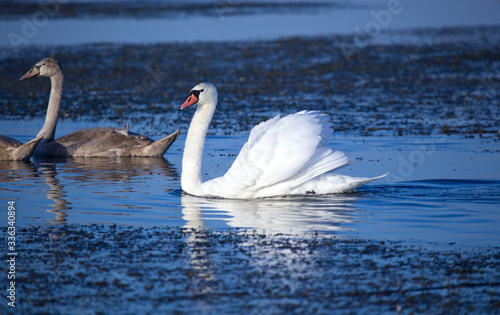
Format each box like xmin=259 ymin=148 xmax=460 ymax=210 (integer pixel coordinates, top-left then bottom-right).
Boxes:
xmin=205 ymin=111 xmax=349 ymax=196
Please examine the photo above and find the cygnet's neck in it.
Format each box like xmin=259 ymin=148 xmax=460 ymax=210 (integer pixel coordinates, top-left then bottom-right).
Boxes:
xmin=37 ymin=72 xmax=63 ymax=140
xmin=181 ymin=101 xmax=216 ymax=194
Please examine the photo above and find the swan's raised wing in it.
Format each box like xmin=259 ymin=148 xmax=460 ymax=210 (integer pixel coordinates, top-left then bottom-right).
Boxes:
xmin=213 ymin=111 xmax=348 ymax=195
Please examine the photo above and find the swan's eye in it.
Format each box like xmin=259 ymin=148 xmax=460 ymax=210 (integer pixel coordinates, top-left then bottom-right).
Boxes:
xmin=190 ymin=90 xmax=202 ymax=99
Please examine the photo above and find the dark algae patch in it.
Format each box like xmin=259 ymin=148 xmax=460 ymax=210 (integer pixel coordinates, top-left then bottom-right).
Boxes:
xmin=1 ymin=225 xmax=499 ymax=314
xmin=1 ymin=25 xmax=499 ymax=137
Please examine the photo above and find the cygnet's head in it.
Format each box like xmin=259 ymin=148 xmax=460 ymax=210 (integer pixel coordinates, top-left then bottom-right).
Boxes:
xmin=20 ymin=57 xmax=62 ymax=81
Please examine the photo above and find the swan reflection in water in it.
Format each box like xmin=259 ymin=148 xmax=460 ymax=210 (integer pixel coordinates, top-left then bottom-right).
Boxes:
xmin=33 ymin=158 xmax=72 ymax=223
xmin=0 ymin=157 xmax=178 ymax=224
xmin=0 ymin=160 xmax=71 ymax=221
xmin=0 ymin=160 xmax=38 ymax=183
xmin=181 ymin=193 xmax=360 ymax=235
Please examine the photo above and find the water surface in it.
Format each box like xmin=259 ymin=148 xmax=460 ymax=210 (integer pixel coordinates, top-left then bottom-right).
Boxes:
xmin=1 ymin=128 xmax=499 ymax=246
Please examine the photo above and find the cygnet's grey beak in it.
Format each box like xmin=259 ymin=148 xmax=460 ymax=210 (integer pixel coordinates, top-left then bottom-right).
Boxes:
xmin=20 ymin=65 xmax=40 ymax=81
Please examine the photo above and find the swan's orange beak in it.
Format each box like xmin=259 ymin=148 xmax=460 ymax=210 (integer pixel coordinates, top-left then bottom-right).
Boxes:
xmin=179 ymin=94 xmax=198 ymax=110
xmin=20 ymin=66 xmax=40 ymax=81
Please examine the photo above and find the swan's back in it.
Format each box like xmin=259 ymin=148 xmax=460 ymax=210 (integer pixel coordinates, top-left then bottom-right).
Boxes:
xmin=35 ymin=127 xmax=179 ymax=157
xmin=202 ymin=111 xmax=349 ymax=198
xmin=59 ymin=127 xmax=152 ymax=156
xmin=0 ymin=135 xmax=22 ymax=148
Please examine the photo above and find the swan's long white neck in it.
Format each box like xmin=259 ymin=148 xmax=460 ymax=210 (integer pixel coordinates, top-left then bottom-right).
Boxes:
xmin=37 ymin=72 xmax=63 ymax=140
xmin=181 ymin=100 xmax=216 ymax=194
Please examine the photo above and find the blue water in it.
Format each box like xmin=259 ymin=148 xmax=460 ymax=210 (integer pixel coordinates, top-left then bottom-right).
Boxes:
xmin=1 ymin=124 xmax=499 ymax=246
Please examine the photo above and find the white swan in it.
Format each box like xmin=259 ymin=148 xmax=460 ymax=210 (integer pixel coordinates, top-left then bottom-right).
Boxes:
xmin=0 ymin=134 xmax=44 ymax=160
xmin=20 ymin=57 xmax=180 ymax=157
xmin=179 ymin=82 xmax=385 ymax=198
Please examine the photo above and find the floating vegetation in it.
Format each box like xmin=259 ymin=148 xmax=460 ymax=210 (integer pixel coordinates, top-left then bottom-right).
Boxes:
xmin=2 ymin=224 xmax=499 ymax=313
xmin=1 ymin=25 xmax=498 ymax=137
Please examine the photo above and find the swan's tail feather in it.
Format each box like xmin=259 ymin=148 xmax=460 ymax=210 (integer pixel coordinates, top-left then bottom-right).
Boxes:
xmin=334 ymin=173 xmax=388 ymax=193
xmin=8 ymin=134 xmax=44 ymax=160
xmin=132 ymin=130 xmax=180 ymax=157
xmin=297 ymin=173 xmax=387 ymax=195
